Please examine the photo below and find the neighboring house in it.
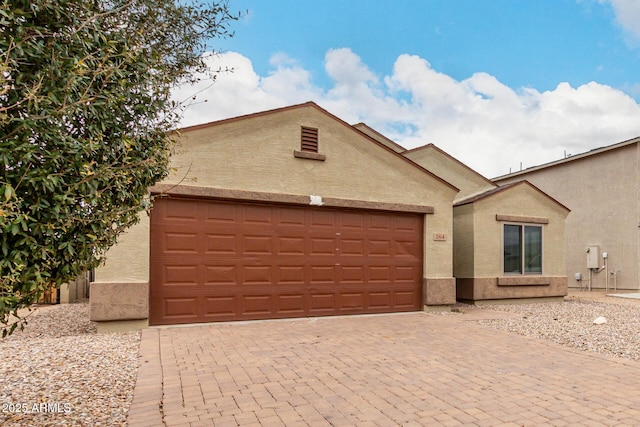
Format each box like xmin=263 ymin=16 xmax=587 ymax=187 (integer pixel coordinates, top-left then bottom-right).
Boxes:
xmin=39 ymin=273 xmax=91 ymax=304
xmin=402 ymin=144 xmax=570 ymax=304
xmin=89 ymin=102 xmax=570 ymax=331
xmin=494 ymin=136 xmax=640 ymax=291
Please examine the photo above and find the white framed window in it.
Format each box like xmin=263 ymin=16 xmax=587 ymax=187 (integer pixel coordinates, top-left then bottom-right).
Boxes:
xmin=503 ymin=223 xmax=542 ymax=275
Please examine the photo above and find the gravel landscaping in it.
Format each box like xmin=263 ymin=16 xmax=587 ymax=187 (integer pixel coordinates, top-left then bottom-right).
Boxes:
xmin=470 ymin=290 xmax=640 ymax=362
xmin=1 ymin=290 xmax=639 ymax=426
xmin=0 ymin=302 xmax=139 ymax=427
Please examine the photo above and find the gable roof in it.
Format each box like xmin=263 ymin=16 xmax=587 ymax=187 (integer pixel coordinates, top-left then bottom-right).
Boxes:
xmin=177 ymin=101 xmax=460 ymax=193
xmin=404 ymin=143 xmax=496 ymax=188
xmin=351 ymin=123 xmax=407 ymax=153
xmin=493 ymin=136 xmax=640 ymax=181
xmin=454 ymin=180 xmax=570 ymax=212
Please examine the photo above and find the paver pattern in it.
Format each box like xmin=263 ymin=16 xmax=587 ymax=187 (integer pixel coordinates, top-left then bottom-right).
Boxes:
xmin=127 ymin=312 xmax=640 ymax=426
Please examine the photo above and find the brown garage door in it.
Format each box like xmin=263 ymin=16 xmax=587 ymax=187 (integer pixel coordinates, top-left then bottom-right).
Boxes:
xmin=149 ymin=197 xmax=423 ymax=325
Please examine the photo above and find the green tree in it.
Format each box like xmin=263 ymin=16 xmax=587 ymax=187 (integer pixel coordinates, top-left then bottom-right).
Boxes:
xmin=0 ymin=0 xmax=238 ymax=335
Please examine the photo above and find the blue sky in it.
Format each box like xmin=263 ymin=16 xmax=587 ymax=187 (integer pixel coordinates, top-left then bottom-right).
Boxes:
xmin=175 ymin=0 xmax=640 ymax=177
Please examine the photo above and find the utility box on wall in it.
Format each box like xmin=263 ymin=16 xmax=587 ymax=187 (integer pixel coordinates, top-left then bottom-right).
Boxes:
xmin=586 ymin=246 xmax=600 ymax=269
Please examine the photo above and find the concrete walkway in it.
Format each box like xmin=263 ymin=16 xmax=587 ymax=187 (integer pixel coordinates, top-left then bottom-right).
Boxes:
xmin=127 ymin=312 xmax=640 ymax=426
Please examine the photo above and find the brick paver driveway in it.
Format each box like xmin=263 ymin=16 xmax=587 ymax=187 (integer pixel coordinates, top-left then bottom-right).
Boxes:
xmin=127 ymin=312 xmax=640 ymax=426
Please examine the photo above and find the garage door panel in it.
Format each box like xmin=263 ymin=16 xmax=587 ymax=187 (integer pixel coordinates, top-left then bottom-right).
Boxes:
xmin=278 ymin=209 xmax=306 ymax=226
xmin=277 ymin=294 xmax=306 ymax=314
xmin=395 ymin=291 xmax=419 ymax=308
xmin=277 ymin=236 xmax=305 ymax=255
xmin=242 ymin=266 xmax=273 ymax=285
xmin=369 ymin=240 xmax=392 ymax=256
xmin=243 ymin=235 xmax=273 ymax=254
xmin=205 ymin=203 xmax=236 ymax=223
xmin=340 ymin=266 xmax=365 ymax=283
xmin=396 ymin=239 xmax=420 ymax=256
xmin=339 ymin=292 xmax=364 ymax=310
xmin=369 ymin=214 xmax=391 ymax=230
xmin=244 ymin=205 xmax=273 ymax=225
xmin=340 ymin=238 xmax=364 ymax=255
xmin=309 ymin=293 xmax=337 ymax=312
xmin=369 ymin=291 xmax=392 ymax=309
xmin=205 ymin=266 xmax=237 ymax=285
xmin=277 ymin=266 xmax=306 ymax=284
xmin=163 ymin=232 xmax=199 ymax=253
xmin=369 ymin=266 xmax=391 ymax=282
xmin=241 ymin=295 xmax=272 ymax=315
xmin=310 ymin=210 xmax=336 ymax=227
xmin=163 ymin=297 xmax=199 ymax=318
xmin=310 ymin=237 xmax=335 ymax=255
xmin=163 ymin=265 xmax=199 ymax=285
xmin=395 ymin=265 xmax=419 ymax=281
xmin=150 ymin=198 xmax=423 ymax=325
xmin=309 ymin=266 xmax=336 ymax=283
xmin=205 ymin=234 xmax=237 ymax=254
xmin=163 ymin=199 xmax=200 ymax=222
xmin=204 ymin=296 xmax=237 ymax=318
xmin=395 ymin=215 xmax=422 ymax=232
xmin=341 ymin=212 xmax=364 ymax=229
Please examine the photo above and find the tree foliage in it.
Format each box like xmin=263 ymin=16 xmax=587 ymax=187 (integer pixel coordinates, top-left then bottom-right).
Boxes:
xmin=0 ymin=0 xmax=238 ymax=335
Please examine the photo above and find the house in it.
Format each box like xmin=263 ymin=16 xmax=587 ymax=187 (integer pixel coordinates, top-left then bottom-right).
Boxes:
xmin=89 ymin=102 xmax=459 ymax=331
xmin=89 ymin=102 xmax=570 ymax=331
xmin=494 ymin=136 xmax=640 ymax=291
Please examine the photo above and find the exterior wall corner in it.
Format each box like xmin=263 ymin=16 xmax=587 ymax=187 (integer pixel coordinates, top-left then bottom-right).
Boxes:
xmin=424 ymin=277 xmax=456 ymax=306
xmin=89 ymin=282 xmax=149 ymax=323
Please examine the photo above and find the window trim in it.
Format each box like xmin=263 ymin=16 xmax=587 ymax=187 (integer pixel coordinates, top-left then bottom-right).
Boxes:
xmin=501 ymin=222 xmax=544 ymax=276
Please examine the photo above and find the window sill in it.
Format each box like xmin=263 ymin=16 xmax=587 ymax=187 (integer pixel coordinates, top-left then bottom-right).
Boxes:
xmin=498 ymin=276 xmax=550 ymax=286
xmin=294 ymin=150 xmax=326 ymax=161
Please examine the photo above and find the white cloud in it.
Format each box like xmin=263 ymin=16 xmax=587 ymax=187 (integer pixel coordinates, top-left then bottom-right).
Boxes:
xmin=601 ymin=0 xmax=640 ymax=45
xmin=172 ymin=49 xmax=640 ymax=178
xmin=171 ymin=52 xmax=287 ymax=127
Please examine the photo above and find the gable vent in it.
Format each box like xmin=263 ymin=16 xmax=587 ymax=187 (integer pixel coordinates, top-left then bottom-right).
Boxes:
xmin=301 ymin=127 xmax=319 ymax=152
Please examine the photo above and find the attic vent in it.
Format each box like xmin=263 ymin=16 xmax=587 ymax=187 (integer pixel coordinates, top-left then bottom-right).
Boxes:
xmin=294 ymin=126 xmax=325 ymax=161
xmin=301 ymin=127 xmax=319 ymax=152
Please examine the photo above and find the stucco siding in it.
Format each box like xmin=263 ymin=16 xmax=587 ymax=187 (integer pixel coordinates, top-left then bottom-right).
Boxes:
xmin=495 ymin=143 xmax=639 ymax=290
xmin=405 ymin=147 xmax=495 ymax=202
xmin=472 ymin=185 xmax=568 ymax=278
xmin=453 ymin=204 xmax=475 ymax=278
xmin=168 ymin=106 xmax=456 ymax=207
xmin=95 ymin=213 xmax=150 ymax=283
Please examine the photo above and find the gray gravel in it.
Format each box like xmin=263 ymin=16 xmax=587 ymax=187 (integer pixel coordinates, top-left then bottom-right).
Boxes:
xmin=0 ymin=302 xmax=139 ymax=427
xmin=471 ymin=290 xmax=640 ymax=362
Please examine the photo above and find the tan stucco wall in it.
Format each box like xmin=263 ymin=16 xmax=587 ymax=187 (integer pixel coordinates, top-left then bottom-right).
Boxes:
xmin=404 ymin=146 xmax=495 ymax=202
xmin=168 ymin=106 xmax=455 ymax=210
xmin=453 ymin=203 xmax=475 ymax=278
xmin=457 ymin=277 xmax=568 ymax=302
xmin=424 ymin=278 xmax=457 ymax=305
xmin=471 ymin=185 xmax=568 ymax=278
xmin=495 ymin=143 xmax=639 ymax=290
xmin=95 ymin=213 xmax=150 ymax=283
xmin=89 ymin=282 xmax=149 ymax=321
xmin=453 ymin=183 xmax=569 ymax=301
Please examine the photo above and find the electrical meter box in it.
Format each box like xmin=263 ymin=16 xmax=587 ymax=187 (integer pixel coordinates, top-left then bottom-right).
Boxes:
xmin=586 ymin=246 xmax=600 ymax=269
